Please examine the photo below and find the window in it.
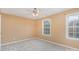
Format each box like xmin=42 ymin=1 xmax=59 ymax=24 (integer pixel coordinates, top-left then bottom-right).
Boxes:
xmin=66 ymin=13 xmax=79 ymax=40
xmin=42 ymin=19 xmax=51 ymax=36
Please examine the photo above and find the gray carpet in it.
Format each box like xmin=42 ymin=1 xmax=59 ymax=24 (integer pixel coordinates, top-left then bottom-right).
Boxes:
xmin=1 ymin=39 xmax=72 ymax=51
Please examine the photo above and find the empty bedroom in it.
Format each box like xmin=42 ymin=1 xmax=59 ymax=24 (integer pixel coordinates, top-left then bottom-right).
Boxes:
xmin=0 ymin=8 xmax=79 ymax=51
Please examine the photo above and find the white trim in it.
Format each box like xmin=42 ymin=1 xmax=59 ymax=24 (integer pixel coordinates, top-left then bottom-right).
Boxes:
xmin=36 ymin=38 xmax=79 ymax=51
xmin=1 ymin=38 xmax=33 ymax=46
xmin=42 ymin=18 xmax=51 ymax=36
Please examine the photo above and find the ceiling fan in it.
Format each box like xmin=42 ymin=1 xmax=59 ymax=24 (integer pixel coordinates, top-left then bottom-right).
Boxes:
xmin=32 ymin=8 xmax=39 ymax=16
xmin=25 ymin=8 xmax=39 ymax=16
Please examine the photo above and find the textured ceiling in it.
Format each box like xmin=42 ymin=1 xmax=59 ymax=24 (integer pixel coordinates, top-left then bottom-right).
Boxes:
xmin=0 ymin=8 xmax=71 ymax=19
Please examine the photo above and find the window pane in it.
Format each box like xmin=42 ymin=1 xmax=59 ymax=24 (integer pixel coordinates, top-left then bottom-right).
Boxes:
xmin=73 ymin=17 xmax=79 ymax=26
xmin=47 ymin=31 xmax=50 ymax=34
xmin=75 ymin=22 xmax=79 ymax=26
xmin=68 ymin=16 xmax=74 ymax=26
xmin=44 ymin=29 xmax=50 ymax=34
xmin=44 ymin=24 xmax=50 ymax=27
xmin=44 ymin=21 xmax=49 ymax=25
xmin=44 ymin=25 xmax=50 ymax=28
xmin=44 ymin=29 xmax=46 ymax=34
xmin=68 ymin=21 xmax=73 ymax=26
xmin=68 ymin=27 xmax=73 ymax=32
xmin=75 ymin=28 xmax=79 ymax=33
xmin=69 ymin=33 xmax=74 ymax=38
xmin=74 ymin=33 xmax=79 ymax=38
xmin=76 ymin=33 xmax=79 ymax=38
xmin=44 ymin=28 xmax=50 ymax=33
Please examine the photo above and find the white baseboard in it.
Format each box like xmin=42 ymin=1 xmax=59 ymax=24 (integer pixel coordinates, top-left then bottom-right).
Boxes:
xmin=2 ymin=38 xmax=33 ymax=46
xmin=35 ymin=38 xmax=79 ymax=51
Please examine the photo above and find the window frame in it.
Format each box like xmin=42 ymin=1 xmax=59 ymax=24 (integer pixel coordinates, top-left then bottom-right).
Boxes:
xmin=66 ymin=13 xmax=79 ymax=40
xmin=42 ymin=19 xmax=51 ymax=36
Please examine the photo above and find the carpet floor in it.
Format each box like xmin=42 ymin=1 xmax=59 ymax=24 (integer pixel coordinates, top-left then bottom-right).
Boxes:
xmin=1 ymin=39 xmax=74 ymax=51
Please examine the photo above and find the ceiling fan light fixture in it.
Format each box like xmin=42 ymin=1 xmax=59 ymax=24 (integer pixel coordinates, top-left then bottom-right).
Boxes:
xmin=32 ymin=13 xmax=38 ymax=16
xmin=32 ymin=8 xmax=39 ymax=16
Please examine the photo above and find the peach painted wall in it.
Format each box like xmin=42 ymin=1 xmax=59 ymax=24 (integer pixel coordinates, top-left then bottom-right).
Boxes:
xmin=1 ymin=14 xmax=35 ymax=44
xmin=35 ymin=9 xmax=79 ymax=48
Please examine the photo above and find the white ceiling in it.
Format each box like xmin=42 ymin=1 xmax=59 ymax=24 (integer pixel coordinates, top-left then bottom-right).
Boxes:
xmin=0 ymin=8 xmax=71 ymax=19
